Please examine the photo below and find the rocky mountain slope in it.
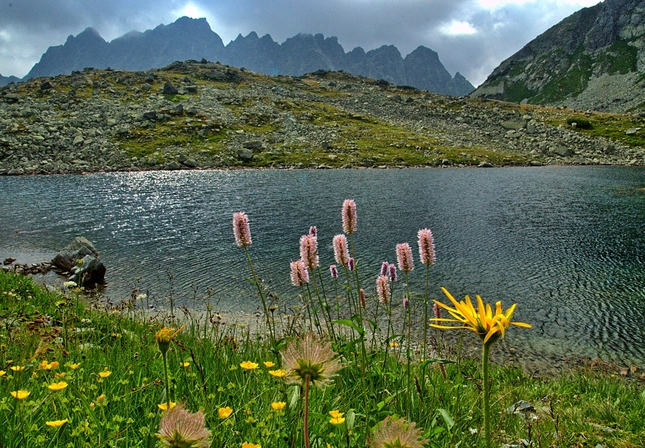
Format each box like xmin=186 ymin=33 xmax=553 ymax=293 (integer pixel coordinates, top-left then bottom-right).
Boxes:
xmin=21 ymin=17 xmax=474 ymax=97
xmin=471 ymin=0 xmax=645 ymax=113
xmin=1 ymin=61 xmax=643 ymax=175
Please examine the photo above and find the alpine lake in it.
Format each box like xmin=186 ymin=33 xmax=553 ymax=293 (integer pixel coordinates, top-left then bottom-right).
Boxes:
xmin=2 ymin=166 xmax=645 ymax=369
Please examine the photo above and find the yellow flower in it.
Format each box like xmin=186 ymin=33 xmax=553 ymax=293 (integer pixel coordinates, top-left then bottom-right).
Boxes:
xmin=40 ymin=360 xmax=59 ymax=370
xmin=218 ymin=407 xmax=233 ymax=419
xmin=268 ymin=369 xmax=287 ymax=378
xmin=46 ymin=419 xmax=68 ymax=427
xmin=329 ymin=410 xmax=345 ymax=425
xmin=48 ymin=381 xmax=68 ymax=391
xmin=10 ymin=365 xmax=25 ymax=372
xmin=0 ymin=370 xmax=5 ymax=377
xmin=155 ymin=326 xmax=183 ymax=355
xmin=158 ymin=402 xmax=177 ymax=411
xmin=271 ymin=401 xmax=286 ymax=411
xmin=97 ymin=394 xmax=106 ymax=403
xmin=10 ymin=390 xmax=30 ymax=400
xmin=67 ymin=363 xmax=81 ymax=370
xmin=98 ymin=368 xmax=111 ymax=378
xmin=180 ymin=361 xmax=190 ymax=368
xmin=263 ymin=361 xmax=275 ymax=368
xmin=241 ymin=443 xmax=261 ymax=448
xmin=240 ymin=361 xmax=259 ymax=370
xmin=430 ymin=287 xmax=532 ymax=344
xmin=55 ymin=372 xmax=66 ymax=379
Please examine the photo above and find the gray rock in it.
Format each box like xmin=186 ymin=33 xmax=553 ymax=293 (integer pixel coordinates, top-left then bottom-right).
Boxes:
xmin=237 ymin=148 xmax=253 ymax=162
xmin=243 ymin=140 xmax=263 ymax=150
xmin=69 ymin=254 xmax=106 ymax=286
xmin=51 ymin=236 xmax=100 ymax=271
xmin=500 ymin=120 xmax=525 ymax=130
xmin=162 ymin=82 xmax=179 ymax=95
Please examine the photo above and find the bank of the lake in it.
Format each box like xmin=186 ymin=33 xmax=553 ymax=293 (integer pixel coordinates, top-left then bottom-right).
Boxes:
xmin=1 ymin=269 xmax=644 ymax=447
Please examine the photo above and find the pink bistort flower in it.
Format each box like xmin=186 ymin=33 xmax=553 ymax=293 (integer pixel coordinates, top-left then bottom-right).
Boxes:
xmin=376 ymin=275 xmax=390 ymax=304
xmin=299 ymin=234 xmax=319 ymax=270
xmin=342 ymin=199 xmax=357 ymax=235
xmin=290 ymin=260 xmax=309 ymax=287
xmin=333 ymin=234 xmax=350 ymax=267
xmin=396 ymin=243 xmax=414 ymax=273
xmin=330 ymin=265 xmax=338 ymax=279
xmin=233 ymin=212 xmax=252 ymax=248
xmin=418 ymin=228 xmax=436 ymax=266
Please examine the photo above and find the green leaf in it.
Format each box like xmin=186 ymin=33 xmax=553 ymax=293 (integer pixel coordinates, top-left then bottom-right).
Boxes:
xmin=438 ymin=408 xmax=454 ymax=430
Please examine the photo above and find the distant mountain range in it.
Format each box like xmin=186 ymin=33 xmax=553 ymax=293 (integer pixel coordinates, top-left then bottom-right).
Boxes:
xmin=11 ymin=17 xmax=474 ymax=96
xmin=0 ymin=74 xmax=20 ymax=85
xmin=471 ymin=0 xmax=645 ymax=113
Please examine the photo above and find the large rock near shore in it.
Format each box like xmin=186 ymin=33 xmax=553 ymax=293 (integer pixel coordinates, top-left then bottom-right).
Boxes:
xmin=51 ymin=236 xmax=105 ymax=286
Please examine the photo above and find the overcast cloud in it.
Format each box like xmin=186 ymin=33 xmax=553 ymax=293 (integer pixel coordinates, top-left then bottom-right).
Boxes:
xmin=0 ymin=0 xmax=601 ymax=86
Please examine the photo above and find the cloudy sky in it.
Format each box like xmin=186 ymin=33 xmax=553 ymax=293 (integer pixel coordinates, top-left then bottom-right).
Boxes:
xmin=0 ymin=0 xmax=602 ymax=86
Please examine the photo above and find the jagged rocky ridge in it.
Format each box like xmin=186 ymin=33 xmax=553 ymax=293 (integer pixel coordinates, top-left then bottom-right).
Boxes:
xmin=1 ymin=61 xmax=643 ymax=175
xmin=21 ymin=17 xmax=474 ymax=97
xmin=472 ymin=0 xmax=645 ymax=113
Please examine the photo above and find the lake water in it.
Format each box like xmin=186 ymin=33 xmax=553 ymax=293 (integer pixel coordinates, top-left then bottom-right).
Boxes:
xmin=1 ymin=167 xmax=645 ymax=366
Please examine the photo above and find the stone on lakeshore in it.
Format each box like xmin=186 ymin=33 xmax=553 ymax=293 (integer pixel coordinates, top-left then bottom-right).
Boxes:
xmin=237 ymin=148 xmax=253 ymax=162
xmin=69 ymin=254 xmax=106 ymax=286
xmin=51 ymin=236 xmax=100 ymax=271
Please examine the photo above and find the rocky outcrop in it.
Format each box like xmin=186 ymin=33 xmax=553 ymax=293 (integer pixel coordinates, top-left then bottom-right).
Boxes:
xmin=0 ymin=61 xmax=643 ymax=176
xmin=24 ymin=17 xmax=474 ymax=96
xmin=52 ymin=237 xmax=105 ymax=287
xmin=472 ymin=0 xmax=645 ymax=113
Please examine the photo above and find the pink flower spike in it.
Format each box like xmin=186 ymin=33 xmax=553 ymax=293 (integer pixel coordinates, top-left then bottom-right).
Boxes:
xmin=290 ymin=260 xmax=309 ymax=286
xmin=299 ymin=234 xmax=319 ymax=270
xmin=403 ymin=296 xmax=409 ymax=309
xmin=330 ymin=265 xmax=338 ymax=279
xmin=359 ymin=289 xmax=366 ymax=309
xmin=342 ymin=199 xmax=357 ymax=235
xmin=376 ymin=275 xmax=390 ymax=304
xmin=348 ymin=257 xmax=355 ymax=271
xmin=418 ymin=229 xmax=436 ymax=266
xmin=389 ymin=264 xmax=397 ymax=282
xmin=333 ymin=234 xmax=350 ymax=267
xmin=233 ymin=212 xmax=252 ymax=248
xmin=380 ymin=261 xmax=389 ymax=277
xmin=396 ymin=243 xmax=414 ymax=273
xmin=309 ymin=226 xmax=317 ymax=237
xmin=433 ymin=302 xmax=441 ymax=319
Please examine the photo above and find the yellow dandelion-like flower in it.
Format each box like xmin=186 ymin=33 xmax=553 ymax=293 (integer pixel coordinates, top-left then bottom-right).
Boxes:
xmin=155 ymin=326 xmax=183 ymax=356
xmin=158 ymin=402 xmax=177 ymax=411
xmin=240 ymin=361 xmax=259 ymax=370
xmin=10 ymin=390 xmax=30 ymax=400
xmin=67 ymin=363 xmax=81 ymax=370
xmin=329 ymin=410 xmax=345 ymax=425
xmin=282 ymin=333 xmax=342 ymax=387
xmin=46 ymin=419 xmax=69 ymax=428
xmin=271 ymin=401 xmax=286 ymax=411
xmin=10 ymin=365 xmax=25 ymax=372
xmin=180 ymin=361 xmax=191 ymax=368
xmin=430 ymin=287 xmax=532 ymax=344
xmin=218 ymin=407 xmax=233 ymax=419
xmin=241 ymin=442 xmax=261 ymax=448
xmin=0 ymin=370 xmax=6 ymax=377
xmin=47 ymin=381 xmax=68 ymax=391
xmin=268 ymin=369 xmax=287 ymax=378
xmin=98 ymin=368 xmax=111 ymax=378
xmin=263 ymin=361 xmax=275 ymax=368
xmin=97 ymin=394 xmax=106 ymax=403
xmin=371 ymin=416 xmax=427 ymax=448
xmin=55 ymin=372 xmax=66 ymax=379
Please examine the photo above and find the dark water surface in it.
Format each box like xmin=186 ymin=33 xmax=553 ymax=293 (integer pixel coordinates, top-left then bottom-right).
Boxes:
xmin=2 ymin=167 xmax=645 ymax=365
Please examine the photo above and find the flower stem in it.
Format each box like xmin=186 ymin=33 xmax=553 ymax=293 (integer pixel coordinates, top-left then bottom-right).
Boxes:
xmin=162 ymin=352 xmax=171 ymax=409
xmin=304 ymin=375 xmax=311 ymax=448
xmin=482 ymin=342 xmax=492 ymax=448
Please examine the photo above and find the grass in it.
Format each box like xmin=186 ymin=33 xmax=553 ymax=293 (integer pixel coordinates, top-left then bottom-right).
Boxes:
xmin=1 ymin=266 xmax=644 ymax=446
